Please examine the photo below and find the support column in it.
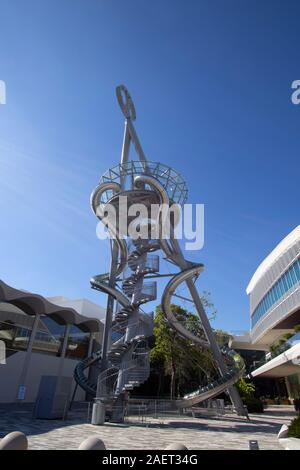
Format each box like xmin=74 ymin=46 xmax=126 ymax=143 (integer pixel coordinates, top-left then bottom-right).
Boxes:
xmin=285 ymin=377 xmax=293 ymax=401
xmin=92 ymin=240 xmax=119 ymax=425
xmin=171 ymin=238 xmax=247 ymax=417
xmin=56 ymin=323 xmax=71 ymax=379
xmin=16 ymin=313 xmax=41 ymax=401
xmin=99 ymin=240 xmax=119 ymax=372
xmin=87 ymin=333 xmax=94 ymax=358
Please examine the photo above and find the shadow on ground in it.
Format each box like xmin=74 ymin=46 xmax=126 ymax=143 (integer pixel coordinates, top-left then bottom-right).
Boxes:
xmin=0 ymin=403 xmax=295 ymax=440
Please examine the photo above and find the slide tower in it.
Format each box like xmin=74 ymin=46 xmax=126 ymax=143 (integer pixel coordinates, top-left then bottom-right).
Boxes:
xmin=74 ymin=86 xmax=247 ymax=422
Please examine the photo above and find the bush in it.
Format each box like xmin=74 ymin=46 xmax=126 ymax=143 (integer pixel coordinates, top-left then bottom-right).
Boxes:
xmin=294 ymin=398 xmax=300 ymax=412
xmin=236 ymin=378 xmax=255 ymax=398
xmin=243 ymin=397 xmax=264 ymax=413
xmin=288 ymin=414 xmax=300 ymax=439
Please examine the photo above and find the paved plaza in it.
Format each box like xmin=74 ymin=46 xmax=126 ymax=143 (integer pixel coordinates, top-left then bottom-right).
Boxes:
xmin=0 ymin=404 xmax=296 ymax=450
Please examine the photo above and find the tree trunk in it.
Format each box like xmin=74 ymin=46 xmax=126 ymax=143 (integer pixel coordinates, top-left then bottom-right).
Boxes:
xmin=170 ymin=358 xmax=176 ymax=400
xmin=170 ymin=370 xmax=175 ymax=400
xmin=157 ymin=369 xmax=162 ymax=397
xmin=176 ymin=380 xmax=180 ymax=398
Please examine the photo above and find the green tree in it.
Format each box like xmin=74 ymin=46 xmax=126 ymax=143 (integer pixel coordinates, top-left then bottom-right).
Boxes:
xmin=236 ymin=377 xmax=255 ymax=399
xmin=150 ymin=303 xmax=218 ymax=399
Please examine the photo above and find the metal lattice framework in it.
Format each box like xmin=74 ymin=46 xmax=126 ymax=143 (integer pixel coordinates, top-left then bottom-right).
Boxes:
xmin=74 ymin=85 xmax=248 ymax=423
xmin=99 ymin=161 xmax=188 ymax=206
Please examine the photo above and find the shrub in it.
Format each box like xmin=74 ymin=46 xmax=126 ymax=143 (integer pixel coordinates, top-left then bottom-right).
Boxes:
xmin=236 ymin=378 xmax=255 ymax=399
xmin=294 ymin=398 xmax=300 ymax=412
xmin=294 ymin=324 xmax=300 ymax=333
xmin=288 ymin=414 xmax=300 ymax=439
xmin=243 ymin=396 xmax=264 ymax=413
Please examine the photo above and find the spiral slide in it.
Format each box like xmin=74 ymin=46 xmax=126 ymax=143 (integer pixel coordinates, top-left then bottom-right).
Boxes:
xmin=74 ymin=84 xmax=247 ymax=419
xmin=74 ymin=182 xmax=157 ymax=405
xmin=136 ymin=174 xmax=246 ymax=413
xmin=74 ymin=178 xmax=246 ymax=415
xmin=74 ymin=269 xmax=154 ymax=399
xmin=161 ymin=267 xmax=245 ymax=408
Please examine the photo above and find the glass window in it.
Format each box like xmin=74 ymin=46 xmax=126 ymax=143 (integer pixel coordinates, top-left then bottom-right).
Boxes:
xmin=251 ymin=256 xmax=300 ymax=329
xmin=269 ymin=287 xmax=274 ymax=305
xmin=273 ymin=284 xmax=279 ymax=302
xmin=267 ymin=291 xmax=272 ymax=308
xmin=66 ymin=325 xmax=90 ymax=359
xmin=289 ymin=264 xmax=297 ymax=285
xmin=0 ymin=305 xmax=34 ymax=355
xmin=282 ymin=273 xmax=289 ymax=293
xmin=293 ymin=260 xmax=300 ymax=281
xmin=32 ymin=316 xmax=66 ymax=356
xmin=285 ymin=271 xmax=293 ymax=289
xmin=277 ymin=279 xmax=284 ymax=297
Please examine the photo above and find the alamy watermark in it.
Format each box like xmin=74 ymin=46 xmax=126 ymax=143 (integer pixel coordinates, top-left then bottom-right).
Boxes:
xmin=0 ymin=80 xmax=6 ymax=105
xmin=291 ymin=80 xmax=300 ymax=105
xmin=0 ymin=340 xmax=6 ymax=364
xmin=96 ymin=197 xmax=204 ymax=251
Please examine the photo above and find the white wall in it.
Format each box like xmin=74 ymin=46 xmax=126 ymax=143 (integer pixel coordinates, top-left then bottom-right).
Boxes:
xmin=0 ymin=350 xmax=85 ymax=403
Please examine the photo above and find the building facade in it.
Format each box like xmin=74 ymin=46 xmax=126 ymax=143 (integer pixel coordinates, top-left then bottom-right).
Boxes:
xmin=231 ymin=225 xmax=300 ymax=400
xmin=0 ymin=280 xmax=104 ymax=403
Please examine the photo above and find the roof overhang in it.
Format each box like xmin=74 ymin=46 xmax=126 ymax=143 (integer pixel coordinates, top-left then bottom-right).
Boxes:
xmin=246 ymin=225 xmax=300 ymax=295
xmin=0 ymin=279 xmax=102 ymax=333
xmin=251 ymin=342 xmax=300 ymax=378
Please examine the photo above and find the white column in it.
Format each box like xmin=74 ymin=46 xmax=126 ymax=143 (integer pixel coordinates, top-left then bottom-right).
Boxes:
xmin=16 ymin=313 xmax=41 ymax=401
xmin=56 ymin=323 xmax=71 ymax=379
xmin=87 ymin=333 xmax=94 ymax=357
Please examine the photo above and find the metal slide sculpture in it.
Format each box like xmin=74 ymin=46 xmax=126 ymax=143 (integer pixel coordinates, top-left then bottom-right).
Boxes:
xmin=74 ymin=86 xmax=247 ymax=422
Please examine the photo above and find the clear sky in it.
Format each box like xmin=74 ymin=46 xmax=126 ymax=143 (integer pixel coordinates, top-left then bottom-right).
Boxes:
xmin=0 ymin=0 xmax=299 ymax=332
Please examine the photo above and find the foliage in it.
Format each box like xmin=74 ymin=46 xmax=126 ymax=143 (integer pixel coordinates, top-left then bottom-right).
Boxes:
xmin=236 ymin=378 xmax=255 ymax=399
xmin=150 ymin=303 xmax=217 ymax=399
xmin=294 ymin=324 xmax=300 ymax=333
xmin=288 ymin=414 xmax=300 ymax=439
xmin=269 ymin=324 xmax=300 ymax=357
xmin=199 ymin=290 xmax=217 ymax=321
xmin=235 ymin=378 xmax=263 ymax=412
xmin=214 ymin=329 xmax=233 ymax=347
xmin=294 ymin=398 xmax=300 ymax=412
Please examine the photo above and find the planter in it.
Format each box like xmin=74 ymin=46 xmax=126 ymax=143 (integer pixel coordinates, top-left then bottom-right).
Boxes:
xmin=265 ymin=399 xmax=276 ymax=405
xmin=280 ymin=399 xmax=291 ymax=405
xmin=278 ymin=420 xmax=300 ymax=450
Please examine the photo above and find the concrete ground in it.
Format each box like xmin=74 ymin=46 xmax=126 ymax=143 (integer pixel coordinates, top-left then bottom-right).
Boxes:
xmin=0 ymin=404 xmax=296 ymax=450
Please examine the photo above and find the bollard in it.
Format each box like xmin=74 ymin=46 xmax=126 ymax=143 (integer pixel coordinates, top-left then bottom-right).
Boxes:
xmin=91 ymin=401 xmax=106 ymax=425
xmin=0 ymin=431 xmax=28 ymax=450
xmin=165 ymin=443 xmax=188 ymax=450
xmin=78 ymin=436 xmax=106 ymax=450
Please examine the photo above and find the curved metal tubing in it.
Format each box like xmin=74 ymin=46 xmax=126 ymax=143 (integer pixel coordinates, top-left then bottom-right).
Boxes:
xmin=90 ymin=182 xmax=127 ymax=277
xmin=81 ymin=86 xmax=246 ymax=417
xmin=91 ymin=275 xmax=131 ymax=307
xmin=161 ymin=265 xmax=208 ymax=348
xmin=134 ymin=174 xmax=174 ymax=258
xmin=134 ymin=176 xmax=246 ymax=409
xmin=161 ymin=265 xmax=245 ymax=407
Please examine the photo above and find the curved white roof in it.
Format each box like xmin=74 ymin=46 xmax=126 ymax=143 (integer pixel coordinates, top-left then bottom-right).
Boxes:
xmin=246 ymin=225 xmax=300 ymax=295
xmin=0 ymin=279 xmax=102 ymax=332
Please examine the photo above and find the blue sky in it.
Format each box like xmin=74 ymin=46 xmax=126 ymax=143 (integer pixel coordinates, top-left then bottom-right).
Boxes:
xmin=0 ymin=0 xmax=299 ymax=332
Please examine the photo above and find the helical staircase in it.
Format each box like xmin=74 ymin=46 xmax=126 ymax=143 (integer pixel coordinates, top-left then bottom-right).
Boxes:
xmin=74 ymin=85 xmax=247 ymax=421
xmin=74 ymin=178 xmax=160 ymax=415
xmin=74 ymin=172 xmax=246 ymax=416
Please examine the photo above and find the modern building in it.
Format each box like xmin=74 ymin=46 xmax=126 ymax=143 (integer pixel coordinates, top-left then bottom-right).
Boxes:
xmin=231 ymin=225 xmax=300 ymax=400
xmin=0 ymin=280 xmax=104 ymax=404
